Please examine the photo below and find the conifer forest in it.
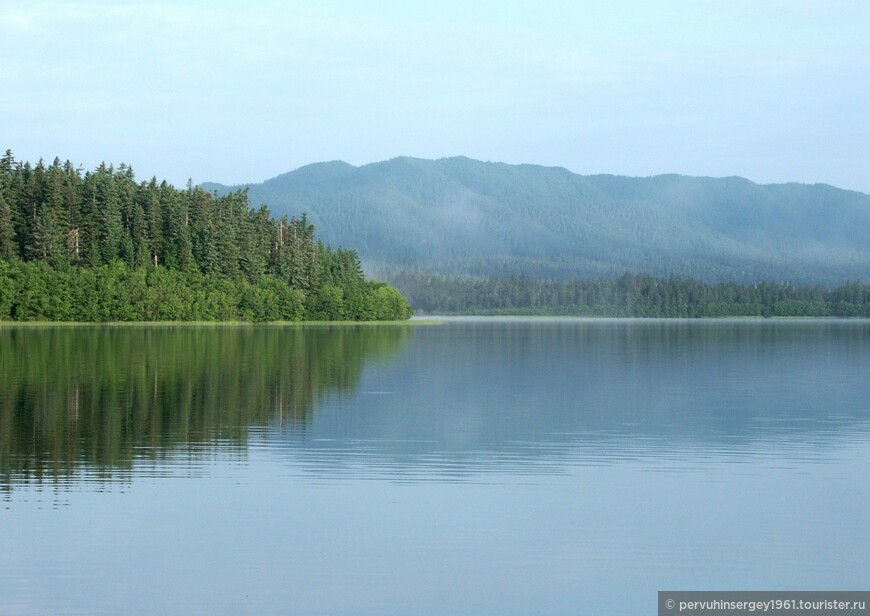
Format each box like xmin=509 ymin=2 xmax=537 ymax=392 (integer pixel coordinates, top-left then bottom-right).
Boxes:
xmin=0 ymin=151 xmax=412 ymax=321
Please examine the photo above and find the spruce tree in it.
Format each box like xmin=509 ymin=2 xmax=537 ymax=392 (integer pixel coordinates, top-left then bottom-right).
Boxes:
xmin=62 ymin=160 xmax=82 ymax=263
xmin=0 ymin=193 xmax=16 ymax=261
xmin=95 ymin=163 xmax=123 ymax=263
xmin=141 ymin=178 xmax=163 ymax=266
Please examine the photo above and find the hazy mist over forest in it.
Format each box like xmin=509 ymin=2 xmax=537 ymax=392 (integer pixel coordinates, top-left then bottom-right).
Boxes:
xmin=204 ymin=156 xmax=870 ymax=285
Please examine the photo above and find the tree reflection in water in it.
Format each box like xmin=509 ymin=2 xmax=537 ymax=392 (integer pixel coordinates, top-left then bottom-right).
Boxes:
xmin=0 ymin=325 xmax=409 ymax=489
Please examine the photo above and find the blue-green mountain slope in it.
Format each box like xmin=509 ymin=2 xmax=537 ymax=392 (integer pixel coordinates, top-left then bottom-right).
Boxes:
xmin=202 ymin=157 xmax=870 ymax=284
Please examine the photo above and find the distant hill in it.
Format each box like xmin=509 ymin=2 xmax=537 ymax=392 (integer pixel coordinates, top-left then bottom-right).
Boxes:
xmin=202 ymin=156 xmax=870 ymax=284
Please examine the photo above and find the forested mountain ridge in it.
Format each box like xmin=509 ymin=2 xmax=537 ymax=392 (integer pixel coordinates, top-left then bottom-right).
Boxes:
xmin=0 ymin=151 xmax=411 ymax=321
xmin=203 ymin=156 xmax=870 ymax=284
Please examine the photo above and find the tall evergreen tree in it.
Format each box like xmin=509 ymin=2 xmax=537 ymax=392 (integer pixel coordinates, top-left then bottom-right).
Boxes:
xmin=95 ymin=163 xmax=123 ymax=263
xmin=0 ymin=149 xmax=15 ymax=175
xmin=61 ymin=159 xmax=82 ymax=263
xmin=141 ymin=178 xmax=163 ymax=267
xmin=160 ymin=180 xmax=192 ymax=269
xmin=0 ymin=193 xmax=15 ymax=261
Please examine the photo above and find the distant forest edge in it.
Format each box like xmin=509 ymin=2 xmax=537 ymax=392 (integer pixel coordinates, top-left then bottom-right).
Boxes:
xmin=391 ymin=271 xmax=870 ymax=317
xmin=0 ymin=151 xmax=412 ymax=321
xmin=203 ymin=156 xmax=870 ymax=285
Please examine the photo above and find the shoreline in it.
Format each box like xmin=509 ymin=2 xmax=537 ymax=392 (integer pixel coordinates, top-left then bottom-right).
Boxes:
xmin=0 ymin=319 xmax=436 ymax=328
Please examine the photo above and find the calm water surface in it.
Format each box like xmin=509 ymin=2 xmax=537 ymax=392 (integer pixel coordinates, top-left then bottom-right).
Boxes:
xmin=1 ymin=318 xmax=869 ymax=615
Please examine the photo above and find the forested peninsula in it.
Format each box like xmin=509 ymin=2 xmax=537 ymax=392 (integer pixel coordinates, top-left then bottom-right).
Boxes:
xmin=0 ymin=151 xmax=411 ymax=321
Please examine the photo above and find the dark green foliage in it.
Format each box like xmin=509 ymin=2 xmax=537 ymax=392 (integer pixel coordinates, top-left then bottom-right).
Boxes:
xmin=392 ymin=270 xmax=870 ymax=318
xmin=0 ymin=193 xmax=18 ymax=261
xmin=203 ymin=156 xmax=870 ymax=285
xmin=0 ymin=151 xmax=411 ymax=322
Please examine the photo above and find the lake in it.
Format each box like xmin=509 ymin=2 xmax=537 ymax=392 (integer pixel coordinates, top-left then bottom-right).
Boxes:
xmin=1 ymin=318 xmax=869 ymax=615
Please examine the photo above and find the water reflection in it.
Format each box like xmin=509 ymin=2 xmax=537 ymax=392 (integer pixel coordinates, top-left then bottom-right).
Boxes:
xmin=265 ymin=318 xmax=870 ymax=479
xmin=2 ymin=319 xmax=870 ymax=489
xmin=0 ymin=325 xmax=409 ymax=488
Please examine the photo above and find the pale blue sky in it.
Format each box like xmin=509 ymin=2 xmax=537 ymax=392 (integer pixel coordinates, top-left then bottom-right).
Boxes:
xmin=2 ymin=0 xmax=868 ymax=191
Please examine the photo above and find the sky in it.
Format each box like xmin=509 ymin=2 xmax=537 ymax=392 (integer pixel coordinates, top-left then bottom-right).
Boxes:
xmin=2 ymin=0 xmax=868 ymax=192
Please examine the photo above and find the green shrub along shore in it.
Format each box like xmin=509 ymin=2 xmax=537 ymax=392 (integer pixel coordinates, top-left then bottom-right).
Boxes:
xmin=0 ymin=151 xmax=411 ymax=322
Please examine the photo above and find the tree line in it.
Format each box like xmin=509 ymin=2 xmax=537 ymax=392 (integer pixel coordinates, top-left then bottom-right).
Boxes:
xmin=391 ymin=270 xmax=870 ymax=317
xmin=0 ymin=151 xmax=411 ymax=321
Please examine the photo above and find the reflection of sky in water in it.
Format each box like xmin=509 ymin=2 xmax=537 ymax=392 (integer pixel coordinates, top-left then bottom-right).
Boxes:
xmin=259 ymin=318 xmax=870 ymax=480
xmin=4 ymin=440 xmax=869 ymax=615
